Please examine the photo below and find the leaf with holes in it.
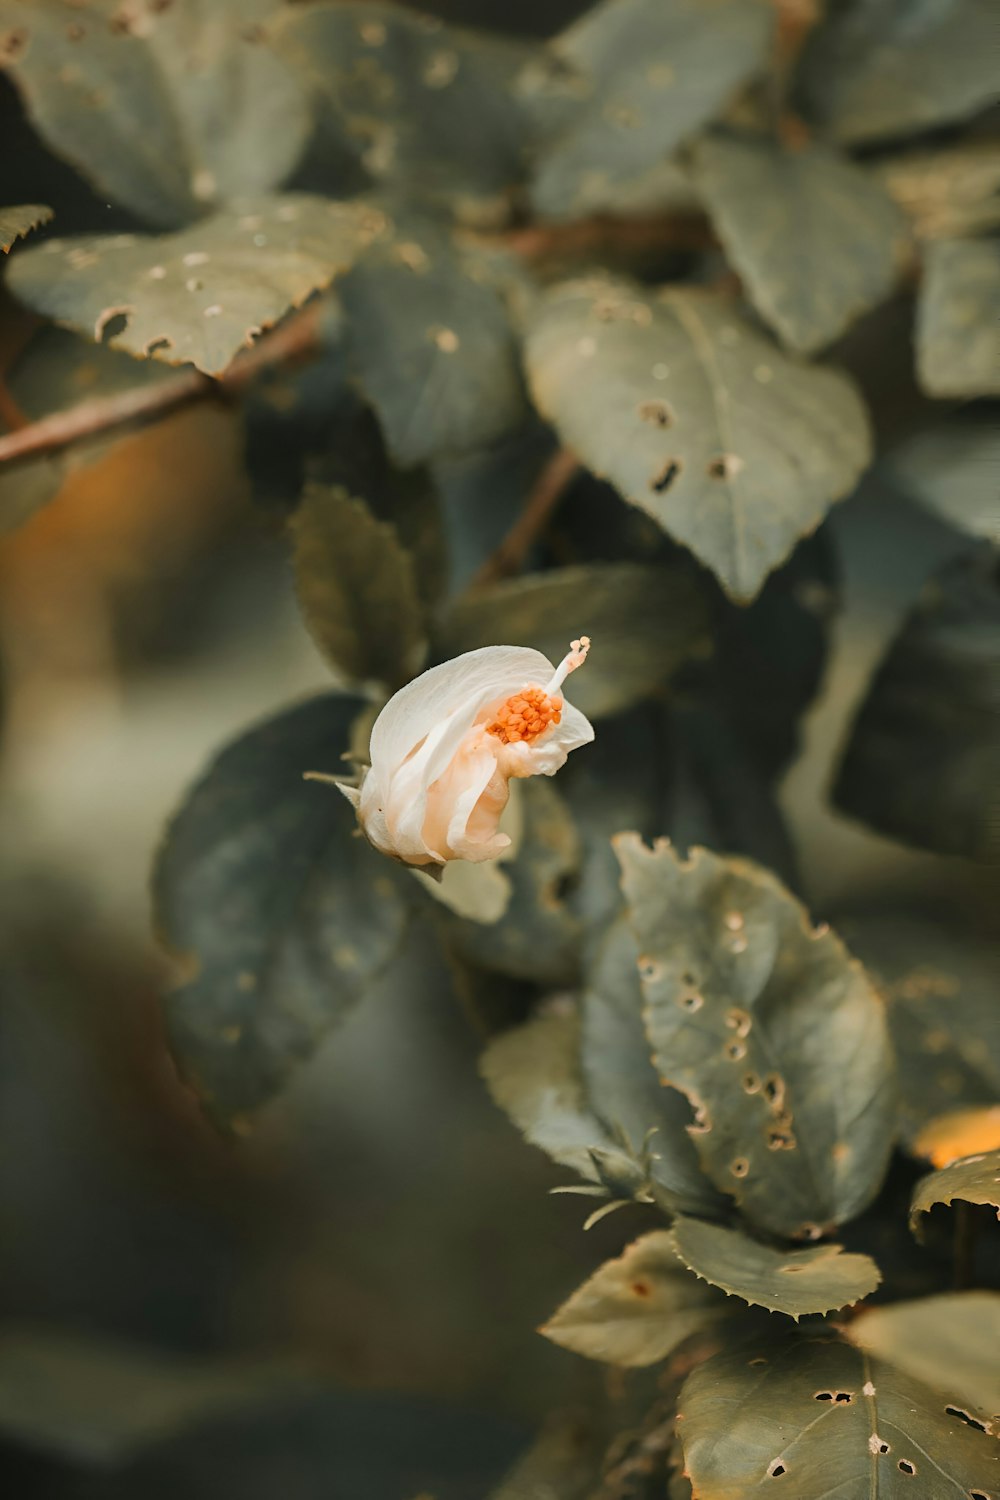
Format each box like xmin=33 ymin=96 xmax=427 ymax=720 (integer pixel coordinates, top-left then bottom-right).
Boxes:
xmin=917 ymin=238 xmax=1000 ymax=398
xmin=290 ymin=483 xmax=425 ymax=691
xmin=0 ymin=201 xmax=51 ymax=251
xmin=678 ymin=1336 xmax=998 ymax=1498
xmin=479 ymin=1007 xmax=647 ymax=1199
xmin=887 ymin=409 xmax=1000 ymax=545
xmin=668 ymin=1215 xmax=880 ymax=1319
xmin=846 ymin=1293 xmax=1000 ymax=1418
xmin=269 ymin=1 xmax=531 ymax=216
xmin=692 ymin=133 xmax=906 ymax=354
xmin=0 ymin=325 xmax=174 ymax=533
xmin=796 ymin=0 xmax=999 ymax=147
xmin=441 ymin=779 xmax=583 ymax=986
xmin=526 ymin=0 xmax=772 ymax=220
xmin=0 ymin=0 xmax=310 ymax=227
xmin=839 ymin=915 xmax=1000 ymax=1149
xmin=834 ymin=550 xmax=1000 ymax=864
xmin=6 ymin=195 xmax=386 ymax=375
xmin=437 ymin=562 xmax=710 ymax=720
xmin=541 ymin=1230 xmax=728 ymax=1367
xmin=615 ymin=834 xmax=896 ymax=1239
xmin=338 ymin=226 xmax=526 ymax=466
xmin=524 ymin=278 xmax=871 ymax=601
xmin=582 ymin=920 xmax=730 ymax=1218
xmin=910 ymin=1149 xmax=1000 ymax=1235
xmin=153 ymin=694 xmax=412 ymax=1124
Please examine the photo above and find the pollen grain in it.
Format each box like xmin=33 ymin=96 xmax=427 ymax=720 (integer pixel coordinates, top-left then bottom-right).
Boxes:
xmin=486 ymin=686 xmax=562 ymax=745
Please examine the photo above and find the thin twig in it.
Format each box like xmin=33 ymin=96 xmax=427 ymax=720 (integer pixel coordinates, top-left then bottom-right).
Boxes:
xmin=472 ymin=447 xmax=580 ymax=589
xmin=499 ymin=211 xmax=713 ymax=265
xmin=0 ymin=301 xmax=324 ymax=470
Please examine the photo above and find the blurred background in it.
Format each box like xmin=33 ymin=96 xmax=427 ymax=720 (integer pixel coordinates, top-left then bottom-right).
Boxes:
xmin=0 ymin=0 xmax=997 ymax=1495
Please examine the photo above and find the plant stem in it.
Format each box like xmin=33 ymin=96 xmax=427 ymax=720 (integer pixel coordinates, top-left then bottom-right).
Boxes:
xmin=472 ymin=447 xmax=580 ymax=588
xmin=0 ymin=302 xmax=323 ymax=470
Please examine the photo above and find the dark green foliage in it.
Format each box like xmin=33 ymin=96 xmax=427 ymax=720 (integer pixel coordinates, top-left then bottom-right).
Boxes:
xmin=154 ymin=695 xmax=412 ymax=1123
xmin=917 ymin=237 xmax=1000 ymax=398
xmin=526 ymin=0 xmax=772 ymax=220
xmin=269 ymin=0 xmax=532 ymax=216
xmin=617 ymin=836 xmax=897 ymax=1238
xmin=834 ymin=550 xmax=1000 ymax=863
xmin=677 ymin=1337 xmax=998 ymax=1498
xmin=6 ymin=195 xmax=385 ymax=374
xmin=0 ymin=0 xmax=310 ymax=226
xmin=290 ymin=482 xmax=426 ymax=689
xmin=841 ymin=915 xmax=1000 ymax=1147
xmin=524 ymin=278 xmax=871 ymax=600
xmin=910 ymin=1150 xmax=1000 ymax=1234
xmin=437 ymin=561 xmax=710 ymax=719
xmin=338 ymin=223 xmax=527 ymax=464
xmin=540 ymin=1230 xmax=728 ymax=1366
xmin=667 ymin=1215 xmax=880 ymax=1319
xmin=886 ymin=410 xmax=1000 ymax=545
xmin=846 ymin=1293 xmax=1000 ymax=1416
xmin=2 ymin=0 xmax=998 ymax=1488
xmin=692 ymin=133 xmax=906 ymax=354
xmin=797 ymin=0 xmax=999 ymax=146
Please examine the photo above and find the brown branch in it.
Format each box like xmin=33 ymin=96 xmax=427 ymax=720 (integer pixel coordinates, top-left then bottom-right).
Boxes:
xmin=472 ymin=447 xmax=580 ymax=589
xmin=499 ymin=211 xmax=713 ymax=266
xmin=0 ymin=301 xmax=324 ymax=470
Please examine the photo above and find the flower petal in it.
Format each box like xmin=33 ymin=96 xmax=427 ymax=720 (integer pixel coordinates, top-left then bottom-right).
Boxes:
xmin=369 ymin=645 xmax=556 ymax=782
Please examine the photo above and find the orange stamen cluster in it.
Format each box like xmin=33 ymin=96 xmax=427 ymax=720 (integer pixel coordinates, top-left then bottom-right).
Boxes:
xmin=486 ymin=686 xmax=562 ymax=745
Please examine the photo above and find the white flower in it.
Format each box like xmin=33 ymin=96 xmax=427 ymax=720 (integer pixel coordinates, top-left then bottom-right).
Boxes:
xmin=330 ymin=638 xmax=593 ymax=868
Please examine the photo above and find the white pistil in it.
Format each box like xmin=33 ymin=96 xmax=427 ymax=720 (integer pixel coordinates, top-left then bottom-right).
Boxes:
xmin=545 ymin=636 xmax=591 ymax=695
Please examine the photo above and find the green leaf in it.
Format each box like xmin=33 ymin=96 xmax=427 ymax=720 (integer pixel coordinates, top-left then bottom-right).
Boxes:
xmin=0 ymin=0 xmax=310 ymax=226
xmin=668 ymin=1216 xmax=880 ymax=1319
xmin=887 ymin=409 xmax=1000 ymax=545
xmin=290 ymin=482 xmax=425 ymax=691
xmin=524 ymin=278 xmax=871 ymax=601
xmin=7 ymin=194 xmax=386 ymax=375
xmin=527 ymin=0 xmax=772 ymax=220
xmin=616 ymin=835 xmax=896 ymax=1238
xmin=678 ymin=1336 xmax=998 ymax=1498
xmin=910 ymin=1149 xmax=1000 ymax=1234
xmin=917 ymin=238 xmax=1000 ymax=398
xmin=269 ymin=1 xmax=531 ymax=216
xmin=0 ymin=1326 xmax=304 ymax=1465
xmin=154 ymin=694 xmax=411 ymax=1123
xmin=0 ymin=201 xmax=51 ymax=252
xmin=797 ymin=0 xmax=999 ymax=146
xmin=692 ymin=133 xmax=906 ymax=354
xmin=846 ymin=1293 xmax=1000 ymax=1419
xmin=307 ymin=404 xmax=449 ymax=612
xmin=442 ymin=778 xmax=583 ymax=986
xmin=582 ymin=919 xmax=730 ymax=1218
xmin=839 ymin=914 xmax=1000 ymax=1149
xmin=0 ymin=325 xmax=173 ymax=534
xmin=338 ymin=227 xmax=526 ymax=466
xmin=541 ymin=1230 xmax=727 ymax=1367
xmin=479 ymin=1006 xmax=646 ymax=1196
xmin=833 ymin=550 xmax=1000 ymax=863
xmin=437 ymin=562 xmax=710 ymax=720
